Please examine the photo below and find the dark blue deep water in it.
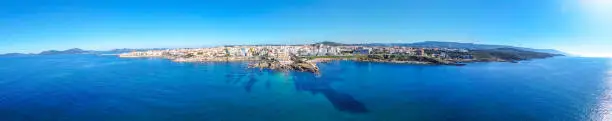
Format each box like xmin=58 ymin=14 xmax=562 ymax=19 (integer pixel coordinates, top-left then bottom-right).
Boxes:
xmin=0 ymin=55 xmax=611 ymax=121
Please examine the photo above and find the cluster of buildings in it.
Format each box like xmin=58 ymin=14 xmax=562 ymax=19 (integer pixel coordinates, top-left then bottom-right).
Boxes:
xmin=119 ymin=44 xmax=473 ymax=62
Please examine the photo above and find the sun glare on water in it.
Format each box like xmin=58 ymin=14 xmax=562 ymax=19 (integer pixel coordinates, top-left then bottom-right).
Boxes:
xmin=593 ymin=59 xmax=612 ymax=120
xmin=588 ymin=58 xmax=612 ymax=120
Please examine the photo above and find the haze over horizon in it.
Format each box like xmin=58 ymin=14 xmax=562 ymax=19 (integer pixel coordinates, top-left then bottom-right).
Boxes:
xmin=1 ymin=0 xmax=611 ymax=57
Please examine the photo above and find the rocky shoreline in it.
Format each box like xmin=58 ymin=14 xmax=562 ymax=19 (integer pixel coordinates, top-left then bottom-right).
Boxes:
xmin=117 ymin=54 xmax=559 ymax=74
xmin=249 ymin=54 xmax=320 ymax=74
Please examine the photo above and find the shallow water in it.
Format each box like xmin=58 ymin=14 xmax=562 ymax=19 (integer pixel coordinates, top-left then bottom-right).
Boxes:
xmin=0 ymin=55 xmax=610 ymax=121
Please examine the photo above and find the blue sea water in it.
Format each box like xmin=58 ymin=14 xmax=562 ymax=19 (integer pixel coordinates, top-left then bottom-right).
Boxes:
xmin=0 ymin=54 xmax=610 ymax=121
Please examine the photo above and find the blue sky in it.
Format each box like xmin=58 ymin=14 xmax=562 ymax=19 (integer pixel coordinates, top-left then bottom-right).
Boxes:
xmin=1 ymin=0 xmax=610 ymax=57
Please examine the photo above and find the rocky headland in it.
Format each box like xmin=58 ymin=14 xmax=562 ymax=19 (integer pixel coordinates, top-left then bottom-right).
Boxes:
xmin=249 ymin=54 xmax=320 ymax=74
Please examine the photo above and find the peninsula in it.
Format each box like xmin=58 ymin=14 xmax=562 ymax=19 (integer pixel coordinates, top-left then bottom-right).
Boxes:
xmin=117 ymin=41 xmax=562 ymax=73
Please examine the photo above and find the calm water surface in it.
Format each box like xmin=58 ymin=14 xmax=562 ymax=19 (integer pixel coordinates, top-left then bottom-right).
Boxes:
xmin=0 ymin=55 xmax=610 ymax=121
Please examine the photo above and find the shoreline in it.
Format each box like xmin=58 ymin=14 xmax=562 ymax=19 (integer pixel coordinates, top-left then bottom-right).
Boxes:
xmin=118 ymin=55 xmax=549 ymax=65
xmin=119 ymin=55 xmax=470 ymax=66
xmin=118 ymin=52 xmax=559 ymax=74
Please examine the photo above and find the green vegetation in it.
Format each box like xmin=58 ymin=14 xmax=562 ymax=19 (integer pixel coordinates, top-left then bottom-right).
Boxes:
xmin=353 ymin=48 xmax=559 ymax=65
xmin=303 ymin=55 xmax=362 ymax=60
xmin=356 ymin=54 xmax=454 ymax=65
xmin=469 ymin=48 xmax=559 ymax=62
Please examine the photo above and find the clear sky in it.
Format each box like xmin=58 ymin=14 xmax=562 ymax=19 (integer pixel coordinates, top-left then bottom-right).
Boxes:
xmin=1 ymin=0 xmax=610 ymax=57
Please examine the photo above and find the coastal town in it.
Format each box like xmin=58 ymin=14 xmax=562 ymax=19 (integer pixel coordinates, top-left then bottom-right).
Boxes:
xmin=119 ymin=43 xmax=473 ymax=63
xmin=118 ymin=42 xmax=560 ymax=73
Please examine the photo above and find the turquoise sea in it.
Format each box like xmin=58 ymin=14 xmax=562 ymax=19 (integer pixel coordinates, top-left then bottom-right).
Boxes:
xmin=0 ymin=55 xmax=610 ymax=121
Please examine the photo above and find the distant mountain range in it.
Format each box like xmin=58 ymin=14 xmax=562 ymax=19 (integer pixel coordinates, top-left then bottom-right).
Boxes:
xmin=99 ymin=48 xmax=169 ymax=54
xmin=0 ymin=48 xmax=169 ymax=56
xmin=316 ymin=41 xmax=566 ymax=55
xmin=0 ymin=48 xmax=91 ymax=57
xmin=39 ymin=48 xmax=91 ymax=55
xmin=0 ymin=53 xmax=33 ymax=57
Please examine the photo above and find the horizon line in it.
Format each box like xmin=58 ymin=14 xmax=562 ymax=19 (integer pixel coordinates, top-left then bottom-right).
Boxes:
xmin=2 ymin=40 xmax=560 ymax=55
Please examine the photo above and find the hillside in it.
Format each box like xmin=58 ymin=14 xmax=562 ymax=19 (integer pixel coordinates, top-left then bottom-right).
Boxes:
xmin=469 ymin=48 xmax=560 ymax=62
xmin=352 ymin=41 xmax=566 ymax=55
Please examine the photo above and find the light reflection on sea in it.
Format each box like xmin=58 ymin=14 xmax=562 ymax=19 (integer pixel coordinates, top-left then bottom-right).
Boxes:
xmin=592 ymin=58 xmax=612 ymax=120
